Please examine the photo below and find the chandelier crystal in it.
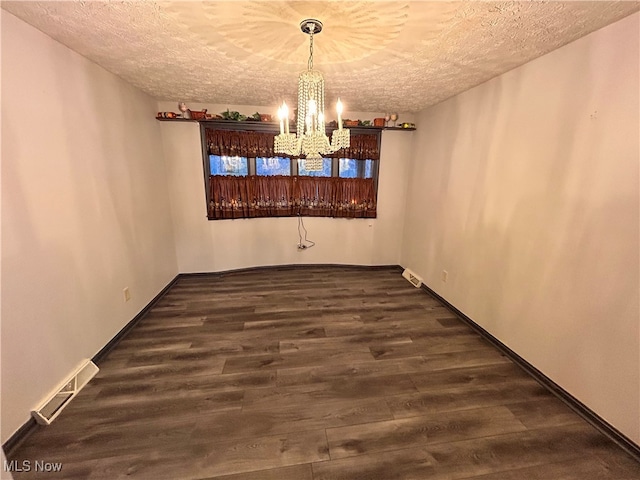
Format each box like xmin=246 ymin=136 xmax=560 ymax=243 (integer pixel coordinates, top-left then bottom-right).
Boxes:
xmin=274 ymin=19 xmax=350 ymax=171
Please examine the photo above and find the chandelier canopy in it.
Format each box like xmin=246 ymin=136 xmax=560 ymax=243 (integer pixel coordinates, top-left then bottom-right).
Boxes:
xmin=274 ymin=19 xmax=350 ymax=171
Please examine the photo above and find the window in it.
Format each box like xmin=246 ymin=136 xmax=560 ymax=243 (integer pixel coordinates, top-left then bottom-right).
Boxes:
xmin=338 ymin=158 xmax=375 ymax=179
xmin=256 ymin=156 xmax=291 ymax=176
xmin=208 ymin=156 xmax=373 ymax=179
xmin=365 ymin=159 xmax=374 ymax=179
xmin=202 ymin=123 xmax=380 ymax=220
xmin=298 ymin=158 xmax=332 ymax=177
xmin=209 ymin=155 xmax=248 ymax=176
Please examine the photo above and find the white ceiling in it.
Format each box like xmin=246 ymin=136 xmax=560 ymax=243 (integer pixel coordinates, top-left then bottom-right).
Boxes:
xmin=3 ymin=1 xmax=638 ymax=112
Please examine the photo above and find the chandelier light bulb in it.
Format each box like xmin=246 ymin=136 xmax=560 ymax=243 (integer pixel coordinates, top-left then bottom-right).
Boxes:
xmin=277 ymin=105 xmax=284 ymax=134
xmin=308 ymin=99 xmax=317 ymax=116
xmin=282 ymin=102 xmax=290 ymax=133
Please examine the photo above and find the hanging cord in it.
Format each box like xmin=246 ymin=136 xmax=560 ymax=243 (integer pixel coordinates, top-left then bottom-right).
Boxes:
xmin=297 ymin=214 xmax=316 ymax=250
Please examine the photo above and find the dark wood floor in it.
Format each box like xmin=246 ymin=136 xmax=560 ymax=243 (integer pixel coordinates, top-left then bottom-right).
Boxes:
xmin=6 ymin=266 xmax=640 ymax=479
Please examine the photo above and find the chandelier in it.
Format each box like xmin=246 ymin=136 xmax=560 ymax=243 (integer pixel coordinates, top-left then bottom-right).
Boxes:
xmin=274 ymin=19 xmax=350 ymax=171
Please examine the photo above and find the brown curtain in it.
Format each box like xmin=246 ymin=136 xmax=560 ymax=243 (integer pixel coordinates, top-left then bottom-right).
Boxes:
xmin=207 ymin=130 xmax=276 ymax=157
xmin=206 ymin=129 xmax=379 ymax=160
xmin=331 ymin=177 xmax=377 ymax=218
xmin=325 ymin=133 xmax=380 ymax=160
xmin=208 ymin=176 xmax=251 ymax=219
xmin=209 ymin=175 xmax=376 ymax=220
xmin=252 ymin=175 xmax=296 ymax=217
xmin=296 ymin=176 xmax=333 ymax=217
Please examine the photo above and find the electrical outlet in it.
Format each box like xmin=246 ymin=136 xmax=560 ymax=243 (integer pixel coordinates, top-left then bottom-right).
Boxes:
xmin=123 ymin=287 xmax=131 ymax=302
xmin=441 ymin=270 xmax=448 ymax=283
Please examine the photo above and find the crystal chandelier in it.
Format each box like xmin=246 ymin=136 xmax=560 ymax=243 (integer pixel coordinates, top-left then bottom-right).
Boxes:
xmin=274 ymin=19 xmax=350 ymax=171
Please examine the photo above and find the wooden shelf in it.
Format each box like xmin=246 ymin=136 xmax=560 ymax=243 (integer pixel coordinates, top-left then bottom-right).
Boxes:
xmin=156 ymin=117 xmax=415 ymax=131
xmin=383 ymin=126 xmax=416 ymax=131
xmin=156 ymin=117 xmax=195 ymax=122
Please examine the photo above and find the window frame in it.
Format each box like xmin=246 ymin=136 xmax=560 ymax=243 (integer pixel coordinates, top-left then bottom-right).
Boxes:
xmin=199 ymin=120 xmax=382 ymax=219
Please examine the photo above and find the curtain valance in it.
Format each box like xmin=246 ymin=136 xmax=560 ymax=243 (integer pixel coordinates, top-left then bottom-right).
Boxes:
xmin=206 ymin=129 xmax=379 ymax=160
xmin=207 ymin=129 xmax=276 ymax=158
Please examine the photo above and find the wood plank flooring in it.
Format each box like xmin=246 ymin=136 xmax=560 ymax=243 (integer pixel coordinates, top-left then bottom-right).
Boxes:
xmin=6 ymin=266 xmax=640 ymax=479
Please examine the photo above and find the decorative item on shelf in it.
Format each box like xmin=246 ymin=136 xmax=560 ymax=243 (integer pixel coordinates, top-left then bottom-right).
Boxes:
xmin=344 ymin=119 xmax=359 ymax=127
xmin=384 ymin=113 xmax=391 ymax=127
xmin=190 ymin=109 xmax=208 ymax=120
xmin=178 ymin=102 xmax=191 ymax=119
xmin=260 ymin=113 xmax=272 ymax=122
xmin=157 ymin=112 xmax=178 ymax=119
xmin=274 ymin=18 xmax=350 ymax=171
xmin=401 ymin=122 xmax=416 ymax=129
xmin=373 ymin=118 xmax=385 ymax=127
xmin=221 ymin=109 xmax=247 ymax=121
xmin=361 ymin=120 xmax=371 ymax=126
xmin=390 ymin=113 xmax=398 ymax=127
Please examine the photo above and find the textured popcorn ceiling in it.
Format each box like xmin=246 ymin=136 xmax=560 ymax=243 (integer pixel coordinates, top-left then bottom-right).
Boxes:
xmin=3 ymin=1 xmax=638 ymax=112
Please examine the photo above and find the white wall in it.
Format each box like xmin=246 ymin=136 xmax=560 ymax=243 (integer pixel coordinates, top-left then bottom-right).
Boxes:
xmin=402 ymin=13 xmax=640 ymax=442
xmin=1 ymin=12 xmax=178 ymax=443
xmin=158 ymin=102 xmax=414 ymax=272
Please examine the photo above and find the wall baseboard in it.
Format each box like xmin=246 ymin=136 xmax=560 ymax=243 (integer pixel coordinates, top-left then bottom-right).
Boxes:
xmin=1 ymin=417 xmax=37 ymax=458
xmin=2 ymin=274 xmax=180 ymax=457
xmin=179 ymin=263 xmax=403 ymax=277
xmin=418 ymin=281 xmax=640 ymax=463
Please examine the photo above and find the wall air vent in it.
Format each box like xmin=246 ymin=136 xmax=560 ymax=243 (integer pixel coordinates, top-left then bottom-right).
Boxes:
xmin=402 ymin=268 xmax=423 ymax=288
xmin=31 ymin=360 xmax=99 ymax=425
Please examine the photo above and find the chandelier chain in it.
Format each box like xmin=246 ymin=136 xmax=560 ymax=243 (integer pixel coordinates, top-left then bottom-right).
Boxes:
xmin=308 ymin=28 xmax=314 ymax=71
